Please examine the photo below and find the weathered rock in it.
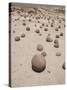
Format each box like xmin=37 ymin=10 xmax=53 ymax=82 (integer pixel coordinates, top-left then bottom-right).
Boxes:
xmin=44 ymin=28 xmax=48 ymax=31
xmin=21 ymin=33 xmax=25 ymax=38
xmin=46 ymin=36 xmax=53 ymax=42
xmin=60 ymin=32 xmax=63 ymax=36
xmin=54 ymin=39 xmax=59 ymax=44
xmin=37 ymin=44 xmax=43 ymax=51
xmin=35 ymin=29 xmax=40 ymax=33
xmin=55 ymin=28 xmax=58 ymax=31
xmin=41 ymin=51 xmax=47 ymax=57
xmin=31 ymin=54 xmax=46 ymax=73
xmin=62 ymin=62 xmax=65 ymax=70
xmin=23 ymin=22 xmax=26 ymax=26
xmin=54 ymin=43 xmax=59 ymax=48
xmin=56 ymin=35 xmax=60 ymax=38
xmin=56 ymin=52 xmax=61 ymax=56
xmin=26 ymin=26 xmax=30 ymax=31
xmin=15 ymin=36 xmax=20 ymax=41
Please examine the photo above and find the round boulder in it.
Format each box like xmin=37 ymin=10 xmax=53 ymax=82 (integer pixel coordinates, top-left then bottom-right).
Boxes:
xmin=31 ymin=54 xmax=46 ymax=73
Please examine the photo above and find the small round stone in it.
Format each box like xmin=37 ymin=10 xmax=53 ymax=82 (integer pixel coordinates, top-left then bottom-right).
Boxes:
xmin=55 ymin=28 xmax=58 ymax=31
xmin=44 ymin=28 xmax=48 ymax=31
xmin=54 ymin=43 xmax=59 ymax=48
xmin=15 ymin=36 xmax=20 ymax=41
xmin=37 ymin=44 xmax=43 ymax=51
xmin=46 ymin=25 xmax=48 ymax=27
xmin=29 ymin=19 xmax=31 ymax=22
xmin=58 ymin=26 xmax=61 ymax=28
xmin=56 ymin=52 xmax=61 ymax=56
xmin=46 ymin=36 xmax=53 ymax=42
xmin=40 ymin=26 xmax=42 ymax=28
xmin=26 ymin=27 xmax=30 ymax=31
xmin=23 ymin=23 xmax=26 ymax=26
xmin=62 ymin=62 xmax=65 ymax=70
xmin=60 ymin=32 xmax=63 ymax=36
xmin=39 ymin=33 xmax=42 ymax=36
xmin=42 ymin=23 xmax=44 ymax=26
xmin=41 ymin=51 xmax=47 ymax=57
xmin=21 ymin=33 xmax=25 ymax=38
xmin=35 ymin=29 xmax=40 ymax=33
xmin=56 ymin=35 xmax=60 ymax=38
xmin=31 ymin=54 xmax=46 ymax=73
xmin=51 ymin=24 xmax=53 ymax=27
xmin=54 ymin=39 xmax=58 ymax=44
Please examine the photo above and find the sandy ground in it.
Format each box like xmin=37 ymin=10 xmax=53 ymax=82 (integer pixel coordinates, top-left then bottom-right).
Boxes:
xmin=10 ymin=3 xmax=65 ymax=87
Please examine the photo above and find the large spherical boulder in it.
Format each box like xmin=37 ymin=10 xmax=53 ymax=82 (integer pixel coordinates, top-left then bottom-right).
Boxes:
xmin=31 ymin=54 xmax=46 ymax=73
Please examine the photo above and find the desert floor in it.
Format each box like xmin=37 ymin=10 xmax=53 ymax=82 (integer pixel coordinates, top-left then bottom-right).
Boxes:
xmin=10 ymin=3 xmax=65 ymax=87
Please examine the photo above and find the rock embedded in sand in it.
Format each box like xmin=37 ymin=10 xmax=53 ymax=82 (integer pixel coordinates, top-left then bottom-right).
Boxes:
xmin=62 ymin=62 xmax=65 ymax=70
xmin=60 ymin=32 xmax=63 ymax=36
xmin=21 ymin=33 xmax=25 ymax=38
xmin=41 ymin=51 xmax=47 ymax=57
xmin=46 ymin=35 xmax=53 ymax=42
xmin=26 ymin=26 xmax=30 ymax=31
xmin=39 ymin=33 xmax=42 ymax=36
xmin=35 ymin=29 xmax=40 ymax=33
xmin=54 ymin=39 xmax=59 ymax=44
xmin=51 ymin=24 xmax=54 ymax=27
xmin=56 ymin=52 xmax=61 ymax=56
xmin=42 ymin=23 xmax=44 ymax=26
xmin=15 ymin=36 xmax=20 ymax=41
xmin=58 ymin=25 xmax=61 ymax=29
xmin=23 ymin=22 xmax=26 ymax=26
xmin=31 ymin=54 xmax=46 ymax=73
xmin=56 ymin=35 xmax=60 ymax=38
xmin=37 ymin=44 xmax=43 ymax=51
xmin=44 ymin=28 xmax=48 ymax=31
xmin=55 ymin=28 xmax=58 ymax=31
xmin=54 ymin=43 xmax=59 ymax=48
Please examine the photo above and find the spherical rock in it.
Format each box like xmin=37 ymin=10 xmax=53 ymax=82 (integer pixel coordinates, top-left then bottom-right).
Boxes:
xmin=23 ymin=22 xmax=26 ymax=26
xmin=44 ymin=28 xmax=48 ymax=31
xmin=46 ymin=36 xmax=53 ymax=42
xmin=21 ymin=33 xmax=25 ymax=38
xmin=54 ymin=43 xmax=59 ymax=48
xmin=56 ymin=35 xmax=60 ymax=38
xmin=15 ymin=36 xmax=20 ymax=41
xmin=56 ymin=52 xmax=61 ymax=56
xmin=31 ymin=54 xmax=46 ymax=73
xmin=54 ymin=39 xmax=58 ymax=44
xmin=26 ymin=26 xmax=30 ymax=31
xmin=60 ymin=32 xmax=63 ymax=36
xmin=35 ymin=29 xmax=40 ymax=33
xmin=62 ymin=62 xmax=65 ymax=70
xmin=41 ymin=51 xmax=47 ymax=57
xmin=37 ymin=44 xmax=43 ymax=51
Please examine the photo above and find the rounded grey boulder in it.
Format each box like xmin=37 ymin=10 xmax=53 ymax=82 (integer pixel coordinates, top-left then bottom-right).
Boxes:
xmin=31 ymin=54 xmax=46 ymax=73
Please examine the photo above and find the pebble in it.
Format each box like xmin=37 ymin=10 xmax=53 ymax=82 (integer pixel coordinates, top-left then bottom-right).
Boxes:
xmin=41 ymin=51 xmax=47 ymax=57
xmin=15 ymin=36 xmax=20 ymax=41
xmin=37 ymin=44 xmax=43 ymax=51
xmin=26 ymin=26 xmax=30 ymax=31
xmin=46 ymin=36 xmax=53 ymax=42
xmin=21 ymin=33 xmax=25 ymax=38
xmin=56 ymin=52 xmax=61 ymax=56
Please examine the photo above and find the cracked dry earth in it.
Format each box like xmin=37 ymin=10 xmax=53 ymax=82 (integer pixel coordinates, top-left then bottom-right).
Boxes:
xmin=10 ymin=3 xmax=65 ymax=87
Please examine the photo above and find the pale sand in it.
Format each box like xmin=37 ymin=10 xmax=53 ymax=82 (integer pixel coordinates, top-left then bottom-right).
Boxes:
xmin=10 ymin=3 xmax=65 ymax=87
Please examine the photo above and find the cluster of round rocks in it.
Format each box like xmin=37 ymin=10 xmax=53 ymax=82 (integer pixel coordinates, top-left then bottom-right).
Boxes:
xmin=31 ymin=44 xmax=47 ymax=73
xmin=13 ymin=11 xmax=65 ymax=73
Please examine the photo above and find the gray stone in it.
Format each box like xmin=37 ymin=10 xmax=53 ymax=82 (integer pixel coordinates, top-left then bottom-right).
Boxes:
xmin=37 ymin=44 xmax=43 ymax=51
xmin=31 ymin=54 xmax=46 ymax=73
